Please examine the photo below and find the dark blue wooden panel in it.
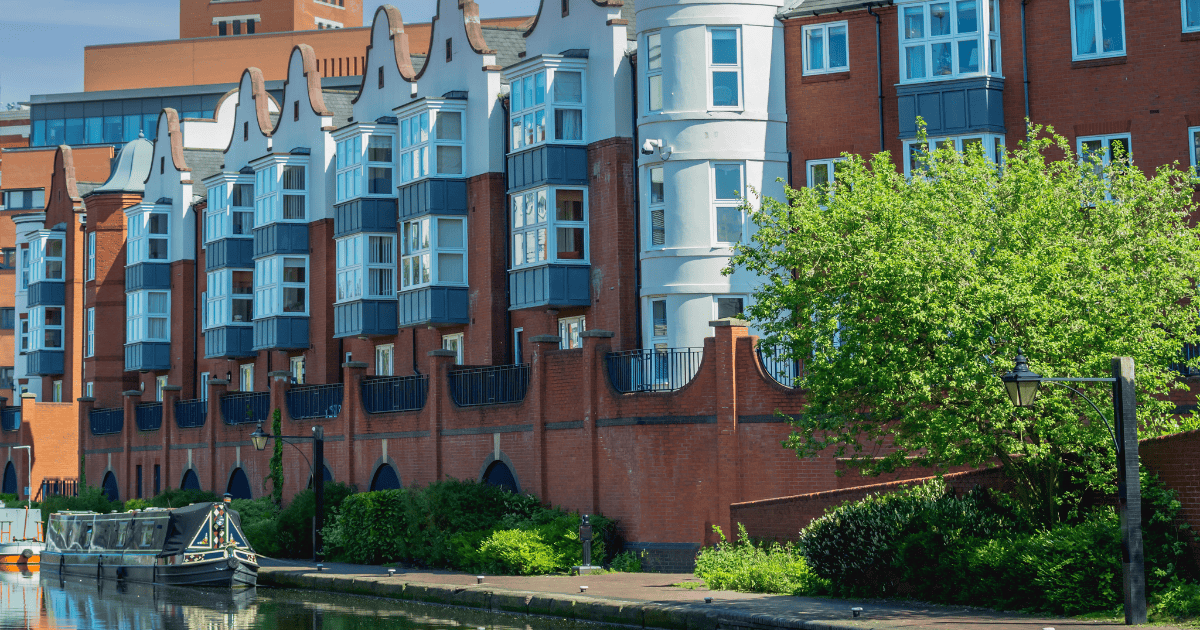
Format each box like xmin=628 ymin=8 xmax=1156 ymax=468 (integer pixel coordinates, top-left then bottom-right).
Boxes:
xmin=334 ymin=299 xmax=400 ymax=337
xmin=203 ymin=326 xmax=255 ymax=359
xmin=27 ymin=281 xmax=65 ymax=307
xmin=252 ymin=316 xmax=309 ymax=350
xmin=397 ymin=287 xmax=469 ymax=328
xmin=896 ymin=77 xmax=1006 ymax=139
xmin=252 ymin=223 xmax=309 ymax=259
xmin=506 ymin=145 xmax=589 ymax=192
xmin=125 ymin=342 xmax=171 ymax=371
xmin=125 ymin=263 xmax=171 ymax=291
xmin=26 ymin=350 xmax=64 ymax=376
xmin=334 ymin=198 xmax=399 ymax=237
xmin=508 ymin=264 xmax=591 ymax=310
xmin=396 ymin=179 xmax=467 ymax=222
xmin=205 ymin=238 xmax=254 ymax=271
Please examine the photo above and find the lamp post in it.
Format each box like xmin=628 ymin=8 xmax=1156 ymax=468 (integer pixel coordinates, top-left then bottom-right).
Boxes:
xmin=250 ymin=422 xmax=325 ymax=562
xmin=12 ymin=446 xmax=30 ymax=508
xmin=1000 ymin=351 xmax=1146 ymax=625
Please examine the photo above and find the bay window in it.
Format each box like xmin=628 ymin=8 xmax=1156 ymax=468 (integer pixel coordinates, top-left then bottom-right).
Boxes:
xmin=712 ymin=163 xmax=744 ymax=245
xmin=205 ymin=181 xmax=254 ymax=242
xmin=803 ymin=22 xmax=849 ymax=75
xmin=126 ymin=291 xmax=170 ymax=343
xmin=1070 ymin=0 xmax=1124 ymax=60
xmin=29 ymin=234 xmax=64 ymax=283
xmin=19 ymin=319 xmax=28 ymax=353
xmin=254 ymin=159 xmax=307 ymax=225
xmin=708 ymin=27 xmax=742 ymax=109
xmin=903 ymin=133 xmax=1004 ymax=175
xmin=400 ymin=217 xmax=466 ymax=289
xmin=127 ymin=207 xmax=169 ymax=264
xmin=899 ymin=0 xmax=1000 ymax=82
xmin=508 ymin=63 xmax=585 ymax=152
xmin=205 ymin=269 xmax=254 ymax=327
xmin=337 ymin=233 xmax=397 ymax=301
xmin=29 ymin=306 xmax=63 ymax=351
xmin=254 ymin=256 xmax=308 ymax=317
xmin=19 ymin=246 xmax=29 ymax=291
xmin=511 ymin=187 xmax=587 ymax=267
xmin=368 ymin=135 xmax=395 ymax=194
xmin=400 ymin=112 xmax=429 ymax=183
xmin=335 ymin=135 xmax=363 ymax=201
xmin=337 ymin=132 xmax=396 ymax=200
xmin=397 ymin=105 xmax=464 ymax=184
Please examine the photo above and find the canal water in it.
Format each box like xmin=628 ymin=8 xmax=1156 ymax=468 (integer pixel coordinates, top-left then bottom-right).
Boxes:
xmin=0 ymin=570 xmax=616 ymax=630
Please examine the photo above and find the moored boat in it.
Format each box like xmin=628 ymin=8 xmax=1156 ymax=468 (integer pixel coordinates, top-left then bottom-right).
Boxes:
xmin=0 ymin=507 xmax=43 ymax=566
xmin=43 ymin=501 xmax=257 ymax=587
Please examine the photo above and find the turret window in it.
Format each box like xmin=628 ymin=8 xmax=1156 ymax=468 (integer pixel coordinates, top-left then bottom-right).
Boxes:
xmin=708 ymin=28 xmax=742 ymax=110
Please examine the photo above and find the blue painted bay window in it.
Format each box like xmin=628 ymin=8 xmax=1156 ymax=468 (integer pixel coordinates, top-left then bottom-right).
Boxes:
xmin=204 ymin=174 xmax=255 ymax=270
xmin=26 ymin=305 xmax=63 ymax=376
xmin=508 ymin=186 xmax=591 ymax=310
xmin=125 ymin=289 xmax=171 ymax=371
xmin=252 ymin=255 xmax=309 ymax=350
xmin=27 ymin=230 xmax=65 ymax=307
xmin=334 ymin=233 xmax=399 ymax=337
xmin=204 ymin=269 xmax=255 ymax=358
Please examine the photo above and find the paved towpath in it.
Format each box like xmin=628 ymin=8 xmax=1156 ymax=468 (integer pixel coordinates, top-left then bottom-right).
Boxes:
xmin=258 ymin=558 xmax=1185 ymax=630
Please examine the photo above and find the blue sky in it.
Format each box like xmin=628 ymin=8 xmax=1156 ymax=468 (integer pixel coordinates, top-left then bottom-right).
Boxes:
xmin=0 ymin=0 xmax=534 ymax=105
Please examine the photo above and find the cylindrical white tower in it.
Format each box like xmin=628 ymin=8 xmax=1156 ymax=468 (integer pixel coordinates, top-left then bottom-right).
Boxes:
xmin=635 ymin=0 xmax=788 ymax=350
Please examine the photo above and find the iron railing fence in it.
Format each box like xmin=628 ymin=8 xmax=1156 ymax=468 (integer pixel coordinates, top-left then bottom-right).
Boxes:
xmin=135 ymin=402 xmax=163 ymax=431
xmin=286 ymin=383 xmax=344 ymax=420
xmin=448 ymin=364 xmax=529 ymax=407
xmin=0 ymin=408 xmax=19 ymax=432
xmin=757 ymin=344 xmax=802 ymax=389
xmin=605 ymin=348 xmax=704 ymax=393
xmin=362 ymin=375 xmax=428 ymax=414
xmin=220 ymin=391 xmax=270 ymax=426
xmin=175 ymin=399 xmax=207 ymax=429
xmin=90 ymin=408 xmax=124 ymax=436
xmin=38 ymin=477 xmax=78 ymax=501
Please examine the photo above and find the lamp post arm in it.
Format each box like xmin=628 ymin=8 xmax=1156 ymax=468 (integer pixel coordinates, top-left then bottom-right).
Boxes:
xmin=1041 ymin=380 xmax=1119 ymax=453
xmin=273 ymin=435 xmax=315 ymax=476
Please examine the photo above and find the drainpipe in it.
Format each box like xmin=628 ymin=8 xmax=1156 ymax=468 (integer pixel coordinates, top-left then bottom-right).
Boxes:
xmin=500 ymin=93 xmax=514 ymax=363
xmin=628 ymin=52 xmax=643 ymax=351
xmin=192 ymin=199 xmax=201 ymax=398
xmin=866 ymin=4 xmax=885 ymax=152
xmin=1021 ymin=0 xmax=1031 ymax=121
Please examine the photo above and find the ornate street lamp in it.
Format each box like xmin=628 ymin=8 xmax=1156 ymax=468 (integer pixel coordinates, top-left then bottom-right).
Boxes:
xmin=1001 ymin=352 xmax=1146 ymax=625
xmin=250 ymin=422 xmax=325 ymax=562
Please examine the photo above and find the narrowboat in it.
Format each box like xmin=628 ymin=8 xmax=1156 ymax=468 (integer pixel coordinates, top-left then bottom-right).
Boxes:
xmin=0 ymin=507 xmax=42 ymax=566
xmin=43 ymin=502 xmax=258 ymax=587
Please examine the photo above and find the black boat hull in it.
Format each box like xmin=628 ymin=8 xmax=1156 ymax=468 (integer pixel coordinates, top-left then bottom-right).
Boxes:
xmin=43 ymin=552 xmax=258 ymax=588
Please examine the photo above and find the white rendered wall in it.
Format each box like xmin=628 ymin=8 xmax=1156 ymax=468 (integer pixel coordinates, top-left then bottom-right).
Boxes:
xmin=224 ymin=70 xmax=275 ymax=171
xmin=636 ymin=0 xmax=787 ymax=349
xmin=268 ymin=46 xmax=336 ymax=223
xmin=141 ymin=110 xmax=196 ymax=263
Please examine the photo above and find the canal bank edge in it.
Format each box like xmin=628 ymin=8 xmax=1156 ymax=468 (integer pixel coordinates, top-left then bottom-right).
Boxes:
xmin=258 ymin=567 xmax=862 ymax=630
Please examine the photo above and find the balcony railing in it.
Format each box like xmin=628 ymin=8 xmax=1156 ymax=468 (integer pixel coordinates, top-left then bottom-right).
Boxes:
xmin=605 ymin=348 xmax=704 ymax=394
xmin=286 ymin=384 xmax=344 ymax=420
xmin=90 ymin=408 xmax=124 ymax=436
xmin=448 ymin=364 xmax=529 ymax=407
xmin=175 ymin=399 xmax=207 ymax=429
xmin=220 ymin=391 xmax=270 ymax=426
xmin=362 ymin=375 xmax=428 ymax=414
xmin=135 ymin=402 xmax=163 ymax=431
xmin=38 ymin=477 xmax=78 ymax=501
xmin=757 ymin=344 xmax=802 ymax=389
xmin=0 ymin=408 xmax=19 ymax=432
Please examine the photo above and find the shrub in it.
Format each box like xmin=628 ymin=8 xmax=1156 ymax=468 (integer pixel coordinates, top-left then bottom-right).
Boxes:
xmin=147 ymin=488 xmax=219 ymax=509
xmin=41 ymin=485 xmax=119 ymax=522
xmin=1149 ymin=580 xmax=1200 ymax=622
xmin=695 ymin=524 xmax=817 ymax=595
xmin=230 ymin=497 xmax=281 ymax=557
xmin=478 ymin=529 xmax=561 ymax=575
xmin=275 ymin=482 xmax=355 ymax=560
xmin=609 ymin=550 xmax=645 ymax=573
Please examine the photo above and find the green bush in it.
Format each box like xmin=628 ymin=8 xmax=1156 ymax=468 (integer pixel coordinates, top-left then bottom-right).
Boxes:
xmin=695 ymin=524 xmax=818 ymax=595
xmin=274 ymin=482 xmax=355 ymax=560
xmin=478 ymin=529 xmax=561 ymax=575
xmin=145 ymin=488 xmax=220 ymax=509
xmin=1150 ymin=580 xmax=1200 ymax=622
xmin=230 ymin=497 xmax=281 ymax=557
xmin=41 ymin=485 xmax=120 ymax=522
xmin=609 ymin=550 xmax=644 ymax=573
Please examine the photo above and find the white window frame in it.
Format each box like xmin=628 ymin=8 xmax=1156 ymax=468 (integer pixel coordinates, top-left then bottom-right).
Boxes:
xmin=86 ymin=231 xmax=96 ymax=281
xmin=29 ymin=232 xmax=64 ymax=284
xmin=559 ymin=315 xmax=586 ymax=350
xmin=253 ymin=158 xmax=307 ymax=226
xmin=239 ymin=363 xmax=255 ymax=392
xmin=375 ymin=344 xmax=394 ymax=376
xmin=713 ymin=295 xmax=748 ymax=322
xmin=290 ymin=356 xmax=306 ymax=384
xmin=646 ymin=32 xmax=663 ymax=113
xmin=85 ymin=308 xmax=94 ymax=358
xmin=126 ymin=205 xmax=169 ymax=265
xmin=335 ymin=134 xmax=364 ymax=202
xmin=205 ymin=268 xmax=254 ymax=328
xmin=898 ymin=0 xmax=1000 ymax=84
xmin=1186 ymin=0 xmax=1200 ymax=33
xmin=398 ymin=216 xmax=466 ymax=290
xmin=126 ymin=290 xmax=170 ymax=343
xmin=902 ymin=133 xmax=1005 ymax=176
xmin=85 ymin=382 xmax=94 ymax=398
xmin=511 ymin=187 xmax=588 ymax=268
xmin=1077 ymin=133 xmax=1131 ymax=199
xmin=200 ymin=372 xmax=210 ymax=400
xmin=707 ymin=27 xmax=743 ymax=111
xmin=442 ymin=333 xmax=464 ymax=365
xmin=19 ymin=246 xmax=29 ymax=291
xmin=807 ymin=157 xmax=846 ymax=204
xmin=803 ymin=22 xmax=850 ymax=75
xmin=314 ymin=17 xmax=343 ymax=29
xmin=647 ymin=165 xmax=665 ymax=248
xmin=337 ymin=233 xmax=399 ymax=301
xmin=506 ymin=58 xmax=587 ymax=153
xmin=1189 ymin=127 xmax=1200 ymax=176
xmin=711 ymin=162 xmax=745 ymax=246
xmin=650 ymin=298 xmax=668 ymax=340
xmin=206 ymin=178 xmax=255 ymax=243
xmin=336 ymin=125 xmax=398 ymax=201
xmin=367 ymin=134 xmax=396 ymax=195
xmin=19 ymin=317 xmax=28 ymax=354
xmin=254 ymin=255 xmax=309 ymax=318
xmin=156 ymin=376 xmax=168 ymax=402
xmin=29 ymin=306 xmax=63 ymax=351
xmin=52 ymin=380 xmax=62 ymax=403
xmin=1069 ymin=0 xmax=1125 ymax=61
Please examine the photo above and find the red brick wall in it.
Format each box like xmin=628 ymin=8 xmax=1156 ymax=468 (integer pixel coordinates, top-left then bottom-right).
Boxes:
xmin=83 ymin=193 xmax=139 ymax=407
xmin=1140 ymin=430 xmax=1200 ymax=548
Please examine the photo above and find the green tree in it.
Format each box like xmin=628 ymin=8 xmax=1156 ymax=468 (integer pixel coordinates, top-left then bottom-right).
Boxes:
xmin=728 ymin=125 xmax=1200 ymax=526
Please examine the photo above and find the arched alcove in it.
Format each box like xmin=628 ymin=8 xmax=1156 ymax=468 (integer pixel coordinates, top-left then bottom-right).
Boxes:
xmin=101 ymin=471 xmax=120 ymax=502
xmin=482 ymin=460 xmax=519 ymax=494
xmin=180 ymin=469 xmax=201 ymax=491
xmin=370 ymin=464 xmax=401 ymax=491
xmin=306 ymin=465 xmax=334 ymax=489
xmin=2 ymin=461 xmax=15 ymax=496
xmin=227 ymin=468 xmax=252 ymax=500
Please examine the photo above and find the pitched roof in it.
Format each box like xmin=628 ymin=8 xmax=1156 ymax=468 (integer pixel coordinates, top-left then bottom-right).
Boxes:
xmin=93 ymin=136 xmax=153 ymax=195
xmin=481 ymin=27 xmax=527 ymax=69
xmin=779 ymin=0 xmax=876 ymax=18
xmin=621 ymin=0 xmax=636 ymax=41
xmin=182 ymin=149 xmax=225 ymax=200
xmin=322 ymin=90 xmax=356 ymax=129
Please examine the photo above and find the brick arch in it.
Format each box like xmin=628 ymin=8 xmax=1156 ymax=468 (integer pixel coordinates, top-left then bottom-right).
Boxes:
xmin=477 ymin=452 xmax=521 ymax=494
xmin=2 ymin=461 xmax=15 ymax=496
xmin=226 ymin=467 xmax=252 ymax=500
xmin=369 ymin=460 xmax=402 ymax=491
xmin=179 ymin=468 xmax=201 ymax=491
xmin=101 ymin=471 xmax=120 ymax=503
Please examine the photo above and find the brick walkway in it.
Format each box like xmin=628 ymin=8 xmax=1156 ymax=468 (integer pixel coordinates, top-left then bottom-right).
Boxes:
xmin=258 ymin=558 xmax=1185 ymax=630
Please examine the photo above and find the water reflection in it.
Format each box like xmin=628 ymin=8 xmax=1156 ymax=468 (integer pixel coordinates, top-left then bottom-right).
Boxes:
xmin=0 ymin=571 xmax=617 ymax=630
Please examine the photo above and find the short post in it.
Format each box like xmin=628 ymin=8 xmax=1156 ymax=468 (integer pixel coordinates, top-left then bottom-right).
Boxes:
xmin=1113 ymin=357 xmax=1147 ymax=625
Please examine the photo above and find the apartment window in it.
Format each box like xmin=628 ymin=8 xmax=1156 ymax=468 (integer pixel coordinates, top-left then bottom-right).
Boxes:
xmin=0 ymin=248 xmax=14 ymax=270
xmin=156 ymin=376 xmax=168 ymax=402
xmin=648 ymin=166 xmax=665 ymax=247
xmin=712 ymin=163 xmax=745 ymax=245
xmin=29 ymin=306 xmax=63 ymax=351
xmin=85 ymin=308 xmax=94 ymax=357
xmin=1070 ymin=0 xmax=1124 ymax=60
xmin=1187 ymin=0 xmax=1200 ymax=31
xmin=375 ymin=344 xmax=394 ymax=376
xmin=85 ymin=382 xmax=93 ymax=398
xmin=400 ymin=217 xmax=465 ymax=289
xmin=715 ymin=296 xmax=746 ymax=320
xmin=315 ymin=18 xmax=343 ymax=29
xmin=1189 ymin=127 xmax=1200 ymax=175
xmin=336 ymin=135 xmax=363 ymax=201
xmin=398 ymin=108 xmax=463 ymax=184
xmin=19 ymin=319 xmax=28 ymax=353
xmin=233 ymin=19 xmax=242 ymax=35
xmin=2 ymin=189 xmax=44 ymax=210
xmin=511 ymin=187 xmax=587 ymax=267
xmin=903 ymin=133 xmax=1004 ymax=175
xmin=290 ymin=356 xmax=305 ymax=385
xmin=651 ymin=300 xmax=668 ymax=338
xmin=0 ymin=309 xmax=12 ymax=330
xmin=30 ymin=234 xmax=64 ymax=283
xmin=136 ymin=465 xmax=143 ymax=499
xmin=240 ymin=363 xmax=255 ymax=392
xmin=282 ymin=166 xmax=305 ymax=220
xmin=254 ymin=161 xmax=306 ymax=225
xmin=1078 ymin=133 xmax=1131 ymax=198
xmin=559 ymin=316 xmax=585 ymax=350
xmin=708 ymin=28 xmax=741 ymax=109
xmin=205 ymin=269 xmax=253 ymax=327
xmin=200 ymin=372 xmax=209 ymax=401
xmin=368 ymin=135 xmax=395 ymax=194
xmin=442 ymin=333 xmax=464 ymax=364
xmin=126 ymin=291 xmax=170 ymax=343
xmin=509 ymin=65 xmax=585 ymax=151
xmin=400 ymin=112 xmax=430 ymax=182
xmin=86 ymin=233 xmax=95 ymax=280
xmin=803 ymin=22 xmax=849 ymax=75
xmin=900 ymin=0 xmax=1000 ymax=82
xmin=52 ymin=380 xmax=62 ymax=403
xmin=646 ymin=33 xmax=663 ymax=112
xmin=807 ymin=158 xmax=846 ymax=203
xmin=254 ymin=256 xmax=308 ymax=317
xmin=337 ymin=234 xmax=398 ymax=300
xmin=219 ymin=21 xmax=228 ymax=36
xmin=127 ymin=207 xmax=168 ymax=264
xmin=19 ymin=246 xmax=28 ymax=291
xmin=247 ymin=19 xmax=255 ymax=34
xmin=0 ymin=368 xmax=12 ymax=391
xmin=206 ymin=181 xmax=254 ymax=242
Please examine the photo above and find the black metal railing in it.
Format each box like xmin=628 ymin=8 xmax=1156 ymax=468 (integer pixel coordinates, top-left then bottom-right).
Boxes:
xmin=220 ymin=391 xmax=270 ymax=426
xmin=757 ymin=344 xmax=802 ymax=389
xmin=286 ymin=383 xmax=344 ymax=420
xmin=0 ymin=407 xmax=19 ymax=432
xmin=448 ymin=364 xmax=529 ymax=407
xmin=90 ymin=408 xmax=124 ymax=436
xmin=38 ymin=477 xmax=78 ymax=501
xmin=1174 ymin=343 xmax=1200 ymax=377
xmin=175 ymin=399 xmax=207 ymax=429
xmin=362 ymin=375 xmax=428 ymax=414
xmin=135 ymin=402 xmax=163 ymax=431
xmin=605 ymin=348 xmax=704 ymax=393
